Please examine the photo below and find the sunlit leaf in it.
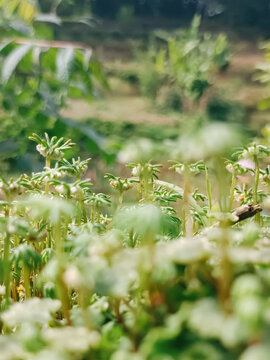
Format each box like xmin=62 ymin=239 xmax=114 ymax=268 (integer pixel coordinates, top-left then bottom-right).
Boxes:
xmin=56 ymin=47 xmax=75 ymax=83
xmin=1 ymin=43 xmax=32 ymax=84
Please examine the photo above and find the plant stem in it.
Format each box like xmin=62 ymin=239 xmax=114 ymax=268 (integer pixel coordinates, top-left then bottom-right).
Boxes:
xmin=254 ymin=155 xmax=260 ymax=223
xmin=136 ymin=179 xmax=142 ymax=202
xmin=118 ymin=190 xmax=123 ymax=207
xmin=78 ymin=287 xmax=92 ymax=330
xmin=96 ymin=205 xmax=100 ymax=223
xmin=181 ymin=208 xmax=186 ymax=236
xmin=47 ymin=225 xmax=52 ymax=248
xmin=205 ymin=167 xmax=212 ymax=211
xmin=45 ymin=157 xmax=51 ymax=195
xmin=91 ymin=204 xmax=95 ymax=223
xmin=54 ymin=224 xmax=71 ymax=325
xmin=182 ymin=172 xmax=192 ymax=238
xmin=23 ymin=267 xmax=31 ymax=298
xmin=218 ymin=224 xmax=232 ymax=312
xmin=3 ymin=233 xmax=11 ymax=306
xmin=229 ymin=172 xmax=236 ymax=210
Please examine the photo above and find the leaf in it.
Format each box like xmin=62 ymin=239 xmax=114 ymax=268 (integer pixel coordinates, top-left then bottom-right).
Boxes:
xmin=0 ymin=40 xmax=12 ymax=53
xmin=9 ymin=20 xmax=31 ymax=36
xmin=83 ymin=48 xmax=92 ymax=71
xmin=154 ymin=180 xmax=184 ymax=197
xmin=18 ymin=0 xmax=36 ymax=23
xmin=1 ymin=43 xmax=32 ymax=84
xmin=56 ymin=46 xmax=75 ymax=83
xmin=35 ymin=13 xmax=62 ymax=25
xmin=257 ymin=97 xmax=270 ymax=110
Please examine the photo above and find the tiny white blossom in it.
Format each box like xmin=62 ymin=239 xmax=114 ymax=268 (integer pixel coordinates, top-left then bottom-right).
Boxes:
xmin=63 ymin=265 xmax=80 ymax=288
xmin=55 ymin=185 xmax=65 ymax=194
xmin=0 ymin=285 xmax=6 ymax=296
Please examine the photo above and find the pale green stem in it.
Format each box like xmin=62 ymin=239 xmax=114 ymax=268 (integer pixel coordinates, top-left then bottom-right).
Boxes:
xmin=254 ymin=156 xmax=260 ymax=223
xmin=23 ymin=267 xmax=31 ymax=298
xmin=91 ymin=204 xmax=95 ymax=223
xmin=218 ymin=224 xmax=231 ymax=312
xmin=181 ymin=208 xmax=186 ymax=236
xmin=3 ymin=232 xmax=11 ymax=306
xmin=54 ymin=223 xmax=71 ymax=325
xmin=118 ymin=190 xmax=123 ymax=207
xmin=96 ymin=205 xmax=100 ymax=223
xmin=78 ymin=287 xmax=92 ymax=330
xmin=45 ymin=157 xmax=51 ymax=195
xmin=182 ymin=172 xmax=192 ymax=238
xmin=254 ymin=156 xmax=260 ymax=205
xmin=136 ymin=177 xmax=142 ymax=202
xmin=229 ymin=172 xmax=236 ymax=210
xmin=205 ymin=167 xmax=212 ymax=211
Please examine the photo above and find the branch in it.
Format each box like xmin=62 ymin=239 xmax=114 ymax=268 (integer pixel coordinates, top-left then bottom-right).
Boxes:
xmin=233 ymin=204 xmax=262 ymax=224
xmin=1 ymin=38 xmax=92 ymax=51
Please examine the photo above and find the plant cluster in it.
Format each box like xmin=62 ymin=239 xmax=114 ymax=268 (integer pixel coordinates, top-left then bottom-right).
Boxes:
xmin=137 ymin=16 xmax=230 ymax=112
xmin=0 ymin=131 xmax=270 ymax=359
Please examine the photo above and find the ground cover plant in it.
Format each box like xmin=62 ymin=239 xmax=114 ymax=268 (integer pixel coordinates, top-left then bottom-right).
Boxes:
xmin=2 ymin=2 xmax=270 ymax=360
xmin=1 ymin=129 xmax=270 ymax=360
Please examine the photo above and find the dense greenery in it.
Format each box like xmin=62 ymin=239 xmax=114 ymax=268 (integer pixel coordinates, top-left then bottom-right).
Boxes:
xmin=1 ymin=131 xmax=270 ymax=359
xmin=0 ymin=0 xmax=111 ymax=171
xmin=1 ymin=3 xmax=270 ymax=360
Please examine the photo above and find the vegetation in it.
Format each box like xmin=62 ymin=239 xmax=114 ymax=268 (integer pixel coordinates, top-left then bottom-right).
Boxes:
xmin=1 ymin=129 xmax=270 ymax=359
xmin=1 ymin=2 xmax=270 ymax=360
xmin=137 ymin=16 xmax=230 ymax=112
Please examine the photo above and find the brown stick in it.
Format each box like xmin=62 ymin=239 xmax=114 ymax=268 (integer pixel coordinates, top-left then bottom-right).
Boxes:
xmin=233 ymin=204 xmax=262 ymax=224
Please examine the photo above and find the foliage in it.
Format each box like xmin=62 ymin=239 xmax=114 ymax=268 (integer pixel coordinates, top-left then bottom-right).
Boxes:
xmin=0 ymin=0 xmax=109 ymax=171
xmin=137 ymin=16 xmax=230 ymax=112
xmin=0 ymin=130 xmax=270 ymax=359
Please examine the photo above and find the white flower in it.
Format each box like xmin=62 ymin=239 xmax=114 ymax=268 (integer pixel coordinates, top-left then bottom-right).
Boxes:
xmin=123 ymin=183 xmax=132 ymax=191
xmin=7 ymin=224 xmax=16 ymax=234
xmin=36 ymin=144 xmax=46 ymax=157
xmin=131 ymin=166 xmax=140 ymax=177
xmin=226 ymin=163 xmax=234 ymax=173
xmin=9 ymin=184 xmax=16 ymax=190
xmin=55 ymin=185 xmax=65 ymax=194
xmin=63 ymin=265 xmax=80 ymax=288
xmin=0 ymin=285 xmax=6 ymax=296
xmin=109 ymin=180 xmax=119 ymax=189
xmin=70 ymin=186 xmax=78 ymax=194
